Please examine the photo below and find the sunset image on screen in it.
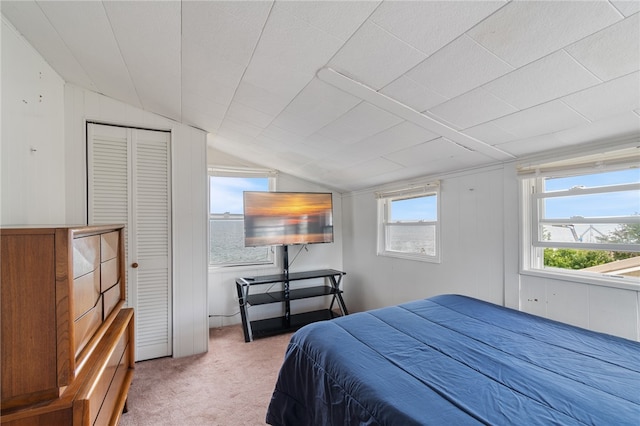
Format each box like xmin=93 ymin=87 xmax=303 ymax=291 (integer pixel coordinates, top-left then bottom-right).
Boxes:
xmin=244 ymin=192 xmax=333 ymax=247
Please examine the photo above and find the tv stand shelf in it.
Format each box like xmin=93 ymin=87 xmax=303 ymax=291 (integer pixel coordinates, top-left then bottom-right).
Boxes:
xmin=236 ymin=269 xmax=348 ymax=342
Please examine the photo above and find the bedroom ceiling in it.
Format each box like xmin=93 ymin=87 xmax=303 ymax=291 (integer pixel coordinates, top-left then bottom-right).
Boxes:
xmin=2 ymin=1 xmax=639 ymax=192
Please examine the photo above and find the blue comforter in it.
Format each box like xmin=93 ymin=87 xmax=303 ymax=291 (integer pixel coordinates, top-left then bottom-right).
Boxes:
xmin=266 ymin=294 xmax=640 ymax=425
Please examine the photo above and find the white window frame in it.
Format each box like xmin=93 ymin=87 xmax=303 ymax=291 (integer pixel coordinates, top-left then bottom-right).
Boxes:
xmin=208 ymin=167 xmax=277 ymax=269
xmin=376 ymin=182 xmax=441 ymax=263
xmin=519 ymin=148 xmax=640 ymax=289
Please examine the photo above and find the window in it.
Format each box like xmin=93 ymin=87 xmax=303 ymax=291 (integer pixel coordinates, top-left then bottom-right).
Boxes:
xmin=521 ymin=147 xmax=640 ymax=286
xmin=209 ymin=168 xmax=276 ymax=267
xmin=377 ymin=183 xmax=440 ymax=262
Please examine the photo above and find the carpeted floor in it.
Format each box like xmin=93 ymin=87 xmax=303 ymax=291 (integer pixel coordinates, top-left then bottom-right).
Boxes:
xmin=119 ymin=325 xmax=293 ymax=426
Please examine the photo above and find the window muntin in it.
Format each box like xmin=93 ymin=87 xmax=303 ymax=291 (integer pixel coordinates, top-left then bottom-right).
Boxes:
xmin=377 ymin=185 xmax=440 ymax=262
xmin=524 ymin=166 xmax=640 ymax=284
xmin=209 ymin=173 xmax=275 ymax=267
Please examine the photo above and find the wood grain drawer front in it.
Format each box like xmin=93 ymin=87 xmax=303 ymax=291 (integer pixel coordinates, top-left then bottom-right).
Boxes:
xmin=74 ymin=271 xmax=101 ymax=320
xmin=100 ymin=257 xmax=120 ymax=292
xmin=74 ymin=235 xmax=100 ymax=279
xmin=74 ymin=300 xmax=103 ymax=358
xmin=1 ymin=407 xmax=72 ymax=426
xmin=103 ymin=283 xmax=122 ymax=321
xmin=1 ymin=233 xmax=59 ymax=409
xmin=100 ymin=231 xmax=120 ymax=263
xmin=88 ymin=328 xmax=129 ymax=425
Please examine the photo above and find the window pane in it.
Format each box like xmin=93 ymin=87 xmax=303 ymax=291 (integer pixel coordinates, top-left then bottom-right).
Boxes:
xmin=542 ymin=248 xmax=638 ymax=272
xmin=528 ymin=164 xmax=640 ymax=280
xmin=541 ymin=222 xmax=639 ymax=245
xmin=209 ymin=176 xmax=271 ymax=266
xmin=386 ymin=223 xmax=436 ymax=256
xmin=542 ymin=190 xmax=640 ymax=219
xmin=545 ymin=169 xmax=640 ymax=192
xmin=390 ymin=195 xmax=436 ymax=221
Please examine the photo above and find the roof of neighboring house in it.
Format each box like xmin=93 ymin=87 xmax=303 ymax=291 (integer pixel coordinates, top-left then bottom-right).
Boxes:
xmin=584 ymin=256 xmax=640 ymax=277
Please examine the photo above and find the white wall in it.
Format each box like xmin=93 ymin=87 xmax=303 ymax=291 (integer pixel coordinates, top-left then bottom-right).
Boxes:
xmin=342 ymin=151 xmax=640 ymax=342
xmin=207 ymin=147 xmax=344 ymax=328
xmin=1 ymin=17 xmax=65 ymax=224
xmin=342 ymin=166 xmax=507 ymax=312
xmin=2 ymin=17 xmax=209 ymax=357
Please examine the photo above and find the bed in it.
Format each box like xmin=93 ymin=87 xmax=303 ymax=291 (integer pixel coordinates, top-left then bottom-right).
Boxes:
xmin=265 ymin=294 xmax=640 ymax=425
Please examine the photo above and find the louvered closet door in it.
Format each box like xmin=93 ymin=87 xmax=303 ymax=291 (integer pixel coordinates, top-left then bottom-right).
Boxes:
xmin=88 ymin=123 xmax=172 ymax=361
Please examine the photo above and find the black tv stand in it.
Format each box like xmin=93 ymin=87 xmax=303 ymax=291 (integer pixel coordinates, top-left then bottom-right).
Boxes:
xmin=235 ymin=269 xmax=348 ymax=342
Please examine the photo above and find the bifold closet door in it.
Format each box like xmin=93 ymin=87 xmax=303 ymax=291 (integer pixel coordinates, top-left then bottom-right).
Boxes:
xmin=87 ymin=123 xmax=172 ymax=361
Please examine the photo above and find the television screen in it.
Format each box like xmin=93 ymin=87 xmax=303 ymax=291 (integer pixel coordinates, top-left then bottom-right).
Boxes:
xmin=243 ymin=192 xmax=334 ymax=247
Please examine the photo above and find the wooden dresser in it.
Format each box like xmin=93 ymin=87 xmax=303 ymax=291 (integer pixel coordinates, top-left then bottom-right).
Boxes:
xmin=1 ymin=225 xmax=134 ymax=425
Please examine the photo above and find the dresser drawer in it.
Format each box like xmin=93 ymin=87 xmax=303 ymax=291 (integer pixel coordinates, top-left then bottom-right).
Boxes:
xmin=103 ymin=283 xmax=122 ymax=320
xmin=74 ymin=271 xmax=101 ymax=320
xmin=100 ymin=257 xmax=119 ymax=292
xmin=93 ymin=343 xmax=129 ymax=426
xmin=86 ymin=312 xmax=131 ymax=426
xmin=74 ymin=300 xmax=103 ymax=358
xmin=73 ymin=235 xmax=100 ymax=279
xmin=100 ymin=231 xmax=120 ymax=262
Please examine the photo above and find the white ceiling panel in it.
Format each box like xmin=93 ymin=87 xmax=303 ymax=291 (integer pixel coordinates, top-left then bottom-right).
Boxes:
xmin=303 ymin=133 xmax=349 ymax=156
xmin=289 ymin=78 xmax=362 ymax=113
xmin=554 ymin=111 xmax=640 ymax=145
xmin=242 ymin=60 xmax=314 ymax=103
xmin=182 ymin=1 xmax=269 ymax=68
xmin=181 ymin=58 xmax=240 ymax=113
xmin=407 ymin=34 xmax=513 ymax=99
xmin=218 ymin=116 xmax=265 ymax=139
xmin=379 ymin=76 xmax=448 ymax=112
xmin=384 ymin=137 xmax=476 ymax=168
xmin=271 ymin=78 xmax=361 ymax=136
xmin=104 ymin=1 xmax=181 ymax=121
xmin=259 ymin=125 xmax=304 ymax=146
xmin=483 ymin=50 xmax=602 ymax=110
xmin=370 ymin=1 xmax=506 ymax=56
xmin=428 ymin=87 xmax=518 ymax=130
xmin=467 ymin=1 xmax=621 ymax=67
xmin=181 ymin=103 xmax=223 ymax=133
xmin=3 ymin=1 xmax=638 ymax=193
xmin=563 ymin=72 xmax=640 ymax=122
xmin=316 ymin=102 xmax=403 ymax=145
xmin=490 ymin=101 xmax=590 ymax=141
xmin=249 ymin=3 xmax=344 ymax=77
xmin=0 ymin=1 xmax=96 ymax=90
xmin=37 ymin=1 xmax=141 ymax=108
xmin=332 ymin=157 xmax=405 ymax=181
xmin=494 ymin=133 xmax=570 ymax=157
xmin=328 ymin=20 xmax=427 ymax=90
xmin=276 ymin=1 xmax=378 ymax=41
xmin=611 ymin=1 xmax=640 ymax=17
xmin=330 ymin=121 xmax=440 ymax=168
xmin=462 ymin=122 xmax=518 ymax=146
xmin=233 ymin=81 xmax=294 ymax=117
xmin=226 ymin=101 xmax=276 ymax=129
xmin=565 ymin=13 xmax=640 ymax=82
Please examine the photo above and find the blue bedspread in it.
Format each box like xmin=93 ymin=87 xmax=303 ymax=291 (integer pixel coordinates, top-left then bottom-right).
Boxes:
xmin=266 ymin=294 xmax=640 ymax=425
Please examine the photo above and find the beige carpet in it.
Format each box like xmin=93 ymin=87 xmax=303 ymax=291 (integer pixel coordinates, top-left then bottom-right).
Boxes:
xmin=119 ymin=325 xmax=293 ymax=426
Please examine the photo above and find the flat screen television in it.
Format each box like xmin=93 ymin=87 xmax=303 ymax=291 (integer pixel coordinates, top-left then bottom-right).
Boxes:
xmin=243 ymin=191 xmax=334 ymax=247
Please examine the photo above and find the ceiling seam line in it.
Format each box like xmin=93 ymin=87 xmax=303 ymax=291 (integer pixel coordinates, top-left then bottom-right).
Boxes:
xmin=217 ymin=1 xmax=276 ymax=136
xmin=243 ymin=0 xmax=386 ymax=140
xmin=101 ymin=1 xmax=144 ymax=110
xmin=34 ymin=1 xmax=95 ymax=90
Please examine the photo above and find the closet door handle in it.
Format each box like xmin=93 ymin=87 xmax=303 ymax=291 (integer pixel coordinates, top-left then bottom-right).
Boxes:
xmin=131 ymin=262 xmax=139 ymax=268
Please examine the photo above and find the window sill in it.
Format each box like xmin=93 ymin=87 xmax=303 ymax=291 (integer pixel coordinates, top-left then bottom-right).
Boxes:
xmin=377 ymin=250 xmax=441 ymax=264
xmin=520 ymin=268 xmax=640 ymax=292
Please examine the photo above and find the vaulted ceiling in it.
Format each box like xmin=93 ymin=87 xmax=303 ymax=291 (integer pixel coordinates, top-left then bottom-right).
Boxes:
xmin=2 ymin=1 xmax=639 ymax=192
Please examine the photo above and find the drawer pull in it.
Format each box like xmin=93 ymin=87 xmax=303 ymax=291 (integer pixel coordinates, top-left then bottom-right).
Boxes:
xmin=131 ymin=262 xmax=139 ymax=268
